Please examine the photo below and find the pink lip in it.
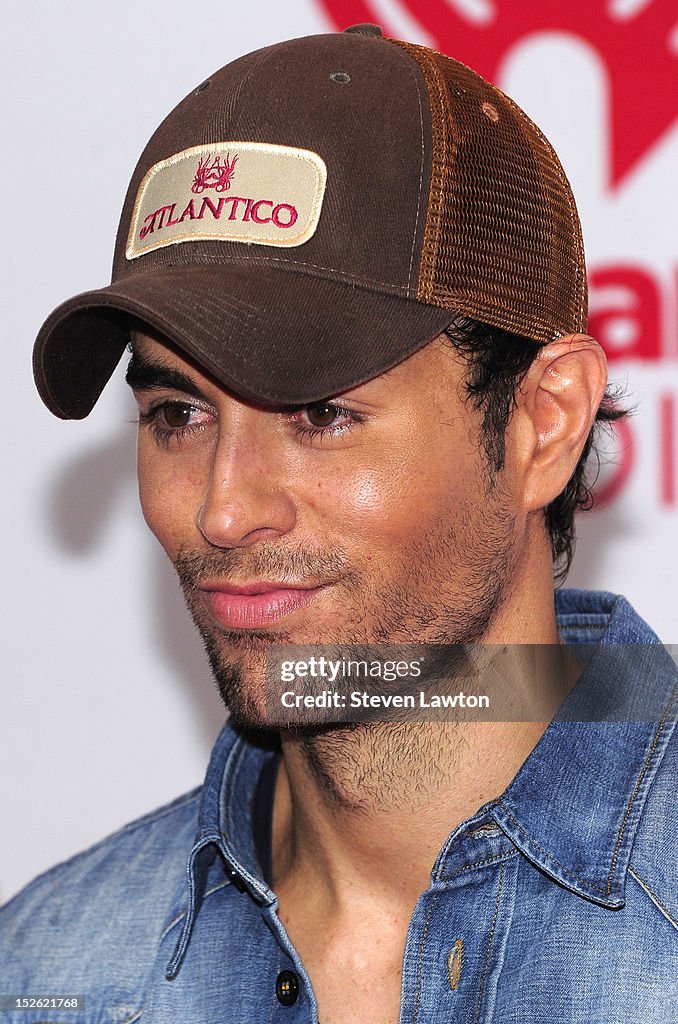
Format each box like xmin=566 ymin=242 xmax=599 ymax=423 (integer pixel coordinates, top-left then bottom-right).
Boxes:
xmin=201 ymin=582 xmax=323 ymax=629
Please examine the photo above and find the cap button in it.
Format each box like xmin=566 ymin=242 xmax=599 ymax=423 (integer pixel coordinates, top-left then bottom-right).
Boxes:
xmin=343 ymin=24 xmax=383 ymax=37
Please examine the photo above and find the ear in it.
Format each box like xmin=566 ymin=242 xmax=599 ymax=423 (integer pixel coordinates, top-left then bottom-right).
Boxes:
xmin=511 ymin=335 xmax=608 ymax=512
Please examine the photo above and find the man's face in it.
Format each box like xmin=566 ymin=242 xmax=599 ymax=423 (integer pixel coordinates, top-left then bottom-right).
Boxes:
xmin=129 ymin=332 xmax=523 ymax=724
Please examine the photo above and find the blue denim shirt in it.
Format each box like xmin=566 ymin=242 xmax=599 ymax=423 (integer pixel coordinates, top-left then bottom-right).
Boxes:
xmin=1 ymin=590 xmax=677 ymax=1023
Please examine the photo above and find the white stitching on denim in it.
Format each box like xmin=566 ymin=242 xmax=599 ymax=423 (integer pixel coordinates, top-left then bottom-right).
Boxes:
xmin=497 ymin=682 xmax=678 ymax=896
xmin=120 ymin=1011 xmax=143 ymax=1024
xmin=412 ymin=893 xmax=439 ymax=1024
xmin=629 ymin=867 xmax=678 ymax=931
xmin=441 ymin=849 xmax=518 ymax=881
xmin=473 ymin=863 xmax=505 ymax=1024
xmin=607 ymin=682 xmax=678 ymax=892
xmin=159 ymin=880 xmax=232 ymax=943
xmin=496 ymin=800 xmax=611 ymax=894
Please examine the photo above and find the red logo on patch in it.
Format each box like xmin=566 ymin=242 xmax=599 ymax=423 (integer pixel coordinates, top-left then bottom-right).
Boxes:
xmin=318 ymin=0 xmax=678 ymax=187
xmin=192 ymin=153 xmax=239 ymax=194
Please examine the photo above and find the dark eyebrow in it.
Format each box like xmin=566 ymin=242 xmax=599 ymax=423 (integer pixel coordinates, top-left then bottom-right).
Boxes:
xmin=125 ymin=352 xmax=210 ymax=402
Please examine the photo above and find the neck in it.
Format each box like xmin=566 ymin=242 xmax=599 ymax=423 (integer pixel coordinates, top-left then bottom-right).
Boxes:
xmin=270 ymin=538 xmax=573 ymax=907
xmin=271 ymin=641 xmax=580 ymax=906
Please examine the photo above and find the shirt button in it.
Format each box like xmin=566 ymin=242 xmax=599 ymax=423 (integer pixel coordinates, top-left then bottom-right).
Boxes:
xmin=224 ymin=863 xmax=247 ymax=892
xmin=276 ymin=970 xmax=300 ymax=1006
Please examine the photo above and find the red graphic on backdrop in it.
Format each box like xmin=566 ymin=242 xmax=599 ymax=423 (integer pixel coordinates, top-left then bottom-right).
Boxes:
xmin=319 ymin=0 xmax=678 ymax=186
xmin=192 ymin=153 xmax=239 ymax=194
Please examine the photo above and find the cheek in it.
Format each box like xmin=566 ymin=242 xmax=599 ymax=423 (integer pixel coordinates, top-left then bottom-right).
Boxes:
xmin=340 ymin=470 xmax=387 ymax=517
xmin=309 ymin=465 xmax=397 ymax=541
xmin=136 ymin=442 xmax=205 ymax=558
xmin=313 ymin=445 xmax=463 ymax=546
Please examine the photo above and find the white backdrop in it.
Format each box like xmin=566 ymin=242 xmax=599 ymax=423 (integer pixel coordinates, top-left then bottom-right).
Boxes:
xmin=2 ymin=0 xmax=677 ymax=902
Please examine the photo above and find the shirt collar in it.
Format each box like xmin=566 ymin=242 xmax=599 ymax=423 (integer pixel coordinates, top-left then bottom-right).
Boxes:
xmin=165 ymin=723 xmax=278 ymax=979
xmin=490 ymin=590 xmax=677 ymax=908
xmin=167 ymin=590 xmax=677 ymax=977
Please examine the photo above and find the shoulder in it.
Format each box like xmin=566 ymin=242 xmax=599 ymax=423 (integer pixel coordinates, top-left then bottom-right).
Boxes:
xmin=629 ymin=716 xmax=678 ymax=932
xmin=0 ymin=787 xmax=201 ymax=990
xmin=556 ymin=590 xmax=678 ymax=930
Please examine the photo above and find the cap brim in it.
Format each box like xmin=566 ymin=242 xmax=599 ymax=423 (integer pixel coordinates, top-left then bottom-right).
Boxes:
xmin=33 ymin=264 xmax=455 ymax=418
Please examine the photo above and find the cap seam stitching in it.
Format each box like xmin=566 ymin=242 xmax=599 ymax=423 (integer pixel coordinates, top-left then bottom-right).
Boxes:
xmin=392 ymin=41 xmax=451 ymax=304
xmin=384 ymin=38 xmax=427 ymax=294
xmin=123 ymin=254 xmax=418 ymax=296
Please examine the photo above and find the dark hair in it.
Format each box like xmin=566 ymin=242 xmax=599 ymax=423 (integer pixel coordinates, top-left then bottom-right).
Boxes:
xmin=443 ymin=316 xmax=626 ymax=582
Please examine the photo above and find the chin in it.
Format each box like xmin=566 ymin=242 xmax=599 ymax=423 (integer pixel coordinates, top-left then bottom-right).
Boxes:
xmin=200 ymin=629 xmax=278 ymax=729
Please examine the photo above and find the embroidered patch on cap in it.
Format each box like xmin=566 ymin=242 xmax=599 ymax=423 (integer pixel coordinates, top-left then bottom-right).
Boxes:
xmin=126 ymin=142 xmax=327 ymax=259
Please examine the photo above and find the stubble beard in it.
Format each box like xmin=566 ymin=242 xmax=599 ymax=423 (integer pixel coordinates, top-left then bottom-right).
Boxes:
xmin=175 ymin=545 xmax=349 ymax=728
xmin=174 ymin=485 xmax=519 ymax=747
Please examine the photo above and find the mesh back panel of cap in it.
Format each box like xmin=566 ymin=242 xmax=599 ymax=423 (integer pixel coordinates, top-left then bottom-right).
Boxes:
xmin=394 ymin=41 xmax=587 ymax=343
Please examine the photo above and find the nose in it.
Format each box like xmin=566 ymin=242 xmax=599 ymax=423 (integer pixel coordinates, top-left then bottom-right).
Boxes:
xmin=196 ymin=419 xmax=297 ymax=549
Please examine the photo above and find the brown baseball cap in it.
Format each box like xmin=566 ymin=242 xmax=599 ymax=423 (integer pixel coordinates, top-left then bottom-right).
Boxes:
xmin=33 ymin=24 xmax=587 ymax=419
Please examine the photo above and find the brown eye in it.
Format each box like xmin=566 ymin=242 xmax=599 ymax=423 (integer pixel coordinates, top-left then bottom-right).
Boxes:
xmin=161 ymin=402 xmax=193 ymax=428
xmin=305 ymin=402 xmax=339 ymax=428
